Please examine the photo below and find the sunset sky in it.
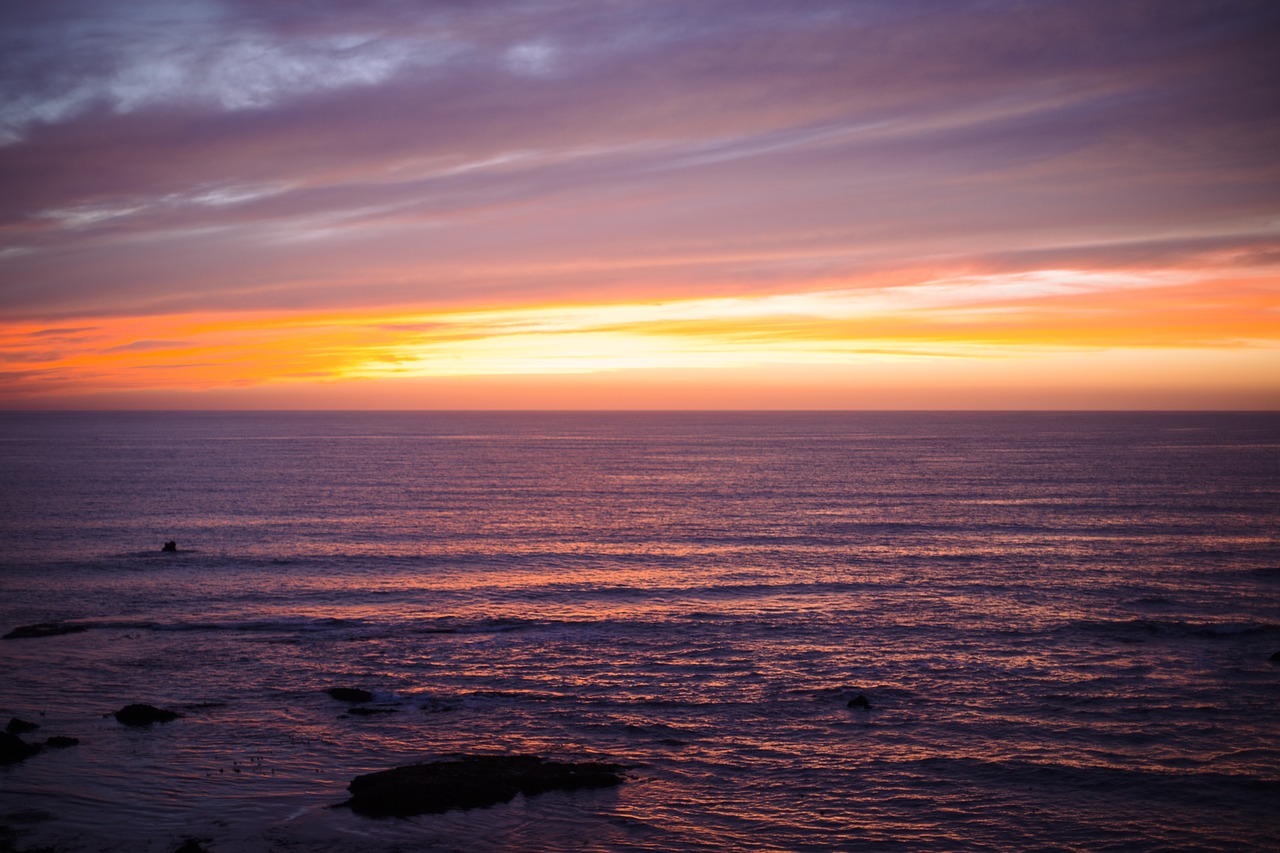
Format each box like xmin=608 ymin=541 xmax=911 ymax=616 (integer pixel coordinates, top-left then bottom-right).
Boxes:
xmin=2 ymin=0 xmax=1277 ymax=409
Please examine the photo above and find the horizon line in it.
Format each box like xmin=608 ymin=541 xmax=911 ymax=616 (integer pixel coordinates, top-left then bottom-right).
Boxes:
xmin=2 ymin=408 xmax=1277 ymax=415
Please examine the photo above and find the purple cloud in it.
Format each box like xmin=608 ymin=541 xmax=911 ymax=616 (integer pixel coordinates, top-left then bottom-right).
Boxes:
xmin=0 ymin=0 xmax=1276 ymax=319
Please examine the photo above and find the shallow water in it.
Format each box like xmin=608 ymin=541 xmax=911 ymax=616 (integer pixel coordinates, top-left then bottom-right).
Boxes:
xmin=1 ymin=412 xmax=1278 ymax=851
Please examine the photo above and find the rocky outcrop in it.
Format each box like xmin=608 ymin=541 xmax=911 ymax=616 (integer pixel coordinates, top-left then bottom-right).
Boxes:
xmin=0 ymin=729 xmax=79 ymax=763
xmin=326 ymin=687 xmax=374 ymax=703
xmin=114 ymin=704 xmax=182 ymax=726
xmin=162 ymin=541 xmax=178 ymax=552
xmin=342 ymin=754 xmax=626 ymax=817
xmin=2 ymin=622 xmax=90 ymax=640
xmin=6 ymin=717 xmax=40 ymax=734
xmin=847 ymin=694 xmax=872 ymax=710
xmin=0 ymin=732 xmax=42 ymax=765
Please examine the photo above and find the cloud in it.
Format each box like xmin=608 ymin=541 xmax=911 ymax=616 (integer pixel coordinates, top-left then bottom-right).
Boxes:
xmin=0 ymin=1 xmax=1276 ymax=407
xmin=0 ymin=0 xmax=469 ymax=143
xmin=27 ymin=325 xmax=98 ymax=338
xmin=104 ymin=339 xmax=191 ymax=352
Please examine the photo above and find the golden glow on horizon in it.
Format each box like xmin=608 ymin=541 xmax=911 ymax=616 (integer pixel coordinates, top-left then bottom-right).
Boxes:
xmin=341 ymin=268 xmax=1206 ymax=377
xmin=2 ymin=265 xmax=1278 ymax=407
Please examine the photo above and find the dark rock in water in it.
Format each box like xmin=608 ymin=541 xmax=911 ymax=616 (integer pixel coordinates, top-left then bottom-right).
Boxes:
xmin=847 ymin=694 xmax=872 ymax=710
xmin=174 ymin=838 xmax=212 ymax=853
xmin=2 ymin=622 xmax=90 ymax=640
xmin=326 ymin=687 xmax=374 ymax=703
xmin=6 ymin=717 xmax=40 ymax=734
xmin=421 ymin=698 xmax=456 ymax=713
xmin=1269 ymin=651 xmax=1280 ymax=663
xmin=342 ymin=754 xmax=626 ymax=817
xmin=43 ymin=736 xmax=80 ymax=748
xmin=114 ymin=704 xmax=181 ymax=726
xmin=345 ymin=706 xmax=397 ymax=716
xmin=162 ymin=541 xmax=178 ymax=552
xmin=0 ymin=731 xmax=41 ymax=765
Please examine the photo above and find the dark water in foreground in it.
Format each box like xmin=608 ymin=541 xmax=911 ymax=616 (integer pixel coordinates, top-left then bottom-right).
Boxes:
xmin=1 ymin=411 xmax=1278 ymax=852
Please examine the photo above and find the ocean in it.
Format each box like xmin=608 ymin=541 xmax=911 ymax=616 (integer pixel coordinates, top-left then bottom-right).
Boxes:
xmin=1 ymin=411 xmax=1277 ymax=852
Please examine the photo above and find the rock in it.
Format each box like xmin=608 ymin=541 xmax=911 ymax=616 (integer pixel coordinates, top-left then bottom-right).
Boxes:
xmin=421 ymin=698 xmax=455 ymax=713
xmin=162 ymin=541 xmax=178 ymax=552
xmin=0 ymin=731 xmax=41 ymax=765
xmin=2 ymin=622 xmax=90 ymax=640
xmin=326 ymin=687 xmax=374 ymax=703
xmin=114 ymin=704 xmax=181 ymax=726
xmin=847 ymin=694 xmax=872 ymax=710
xmin=43 ymin=736 xmax=80 ymax=748
xmin=1269 ymin=651 xmax=1280 ymax=663
xmin=174 ymin=838 xmax=212 ymax=853
xmin=6 ymin=717 xmax=40 ymax=734
xmin=342 ymin=754 xmax=626 ymax=817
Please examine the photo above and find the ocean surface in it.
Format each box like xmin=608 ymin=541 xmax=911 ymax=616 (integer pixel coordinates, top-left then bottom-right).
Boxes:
xmin=1 ymin=411 xmax=1277 ymax=852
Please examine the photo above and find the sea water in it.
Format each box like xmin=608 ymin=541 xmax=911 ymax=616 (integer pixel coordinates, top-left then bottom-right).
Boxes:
xmin=0 ymin=411 xmax=1277 ymax=852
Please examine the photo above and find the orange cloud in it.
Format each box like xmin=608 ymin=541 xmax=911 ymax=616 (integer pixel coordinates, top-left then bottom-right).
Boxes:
xmin=2 ymin=262 xmax=1276 ymax=409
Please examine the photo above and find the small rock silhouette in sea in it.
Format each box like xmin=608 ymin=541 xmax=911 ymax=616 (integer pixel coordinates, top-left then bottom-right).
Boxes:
xmin=326 ymin=687 xmax=374 ymax=703
xmin=162 ymin=541 xmax=178 ymax=552
xmin=2 ymin=622 xmax=90 ymax=640
xmin=6 ymin=717 xmax=40 ymax=734
xmin=114 ymin=704 xmax=182 ymax=726
xmin=847 ymin=694 xmax=872 ymax=710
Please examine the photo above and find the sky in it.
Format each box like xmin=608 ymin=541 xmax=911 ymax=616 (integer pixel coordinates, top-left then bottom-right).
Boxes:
xmin=1 ymin=0 xmax=1278 ymax=410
